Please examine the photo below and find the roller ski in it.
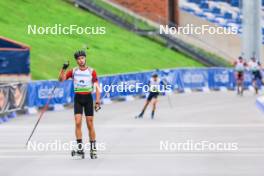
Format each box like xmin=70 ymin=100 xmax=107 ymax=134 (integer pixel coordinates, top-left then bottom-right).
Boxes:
xmin=71 ymin=149 xmax=85 ymax=159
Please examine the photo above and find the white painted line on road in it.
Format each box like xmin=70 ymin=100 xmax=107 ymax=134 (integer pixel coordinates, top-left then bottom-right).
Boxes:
xmin=1 ymin=152 xmax=264 ymax=159
xmin=2 ymin=123 xmax=264 ymax=129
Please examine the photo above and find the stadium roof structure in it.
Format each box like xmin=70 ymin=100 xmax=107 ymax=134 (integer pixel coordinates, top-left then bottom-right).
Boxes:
xmin=0 ymin=36 xmax=30 ymax=51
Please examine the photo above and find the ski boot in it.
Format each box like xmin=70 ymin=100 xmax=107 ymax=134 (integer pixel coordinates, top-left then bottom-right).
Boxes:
xmin=135 ymin=112 xmax=144 ymax=119
xmin=71 ymin=149 xmax=85 ymax=159
xmin=90 ymin=149 xmax=97 ymax=159
xmin=151 ymin=111 xmax=155 ymax=120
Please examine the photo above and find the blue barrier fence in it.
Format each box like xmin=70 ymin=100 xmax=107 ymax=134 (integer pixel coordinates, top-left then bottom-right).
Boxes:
xmin=27 ymin=80 xmax=74 ymax=107
xmin=26 ymin=67 xmax=259 ymax=108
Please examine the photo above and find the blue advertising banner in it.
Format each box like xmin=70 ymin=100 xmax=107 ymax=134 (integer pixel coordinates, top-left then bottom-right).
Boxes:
xmin=178 ymin=69 xmax=209 ymax=90
xmin=99 ymin=71 xmax=153 ymax=98
xmin=26 ymin=68 xmax=262 ymax=107
xmin=208 ymin=68 xmax=235 ymax=89
xmin=27 ymin=80 xmax=73 ymax=107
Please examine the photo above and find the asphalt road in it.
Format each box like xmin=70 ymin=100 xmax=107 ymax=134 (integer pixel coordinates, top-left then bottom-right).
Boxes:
xmin=1 ymin=90 xmax=264 ymax=176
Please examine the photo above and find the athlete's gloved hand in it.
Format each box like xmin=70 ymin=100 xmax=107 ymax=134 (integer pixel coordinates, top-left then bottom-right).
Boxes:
xmin=62 ymin=61 xmax=70 ymax=70
xmin=94 ymin=102 xmax=101 ymax=112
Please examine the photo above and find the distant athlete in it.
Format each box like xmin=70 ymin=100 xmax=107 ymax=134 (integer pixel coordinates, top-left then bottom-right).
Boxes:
xmin=136 ymin=73 xmax=166 ymax=119
xmin=248 ymin=57 xmax=262 ymax=94
xmin=59 ymin=50 xmax=101 ymax=159
xmin=234 ymin=56 xmax=247 ymax=96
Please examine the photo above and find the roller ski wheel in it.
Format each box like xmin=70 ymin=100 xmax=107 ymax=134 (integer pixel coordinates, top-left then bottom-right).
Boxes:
xmin=71 ymin=150 xmax=85 ymax=159
xmin=90 ymin=149 xmax=97 ymax=159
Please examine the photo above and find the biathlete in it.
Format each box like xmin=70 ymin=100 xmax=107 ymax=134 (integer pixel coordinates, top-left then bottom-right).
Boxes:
xmin=136 ymin=73 xmax=165 ymax=119
xmin=234 ymin=56 xmax=247 ymax=96
xmin=59 ymin=50 xmax=101 ymax=159
xmin=248 ymin=57 xmax=263 ymax=94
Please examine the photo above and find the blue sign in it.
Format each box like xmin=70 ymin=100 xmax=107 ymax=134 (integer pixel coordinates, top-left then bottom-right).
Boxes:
xmin=26 ymin=68 xmax=261 ymax=107
xmin=27 ymin=80 xmax=73 ymax=107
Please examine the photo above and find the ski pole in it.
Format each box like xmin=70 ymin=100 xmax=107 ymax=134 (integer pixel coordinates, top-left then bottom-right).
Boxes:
xmin=25 ymin=86 xmax=57 ymax=146
xmin=166 ymin=92 xmax=173 ymax=108
xmin=25 ymin=63 xmax=69 ymax=147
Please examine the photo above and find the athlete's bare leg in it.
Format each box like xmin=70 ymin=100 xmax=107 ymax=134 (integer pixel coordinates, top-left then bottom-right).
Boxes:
xmin=75 ymin=114 xmax=83 ymax=151
xmin=151 ymin=99 xmax=157 ymax=119
xmin=136 ymin=100 xmax=150 ymax=118
xmin=236 ymin=73 xmax=244 ymax=96
xmin=142 ymin=101 xmax=150 ymax=112
xmin=86 ymin=116 xmax=96 ymax=141
xmin=86 ymin=116 xmax=97 ymax=158
xmin=238 ymin=79 xmax=244 ymax=95
xmin=253 ymin=79 xmax=259 ymax=94
xmin=75 ymin=114 xmax=82 ymax=140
